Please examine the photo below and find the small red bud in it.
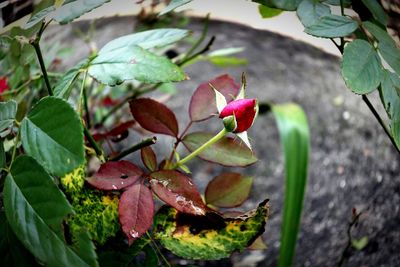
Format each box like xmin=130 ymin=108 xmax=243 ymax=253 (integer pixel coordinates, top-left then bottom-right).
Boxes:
xmin=219 ymin=98 xmax=258 ymax=133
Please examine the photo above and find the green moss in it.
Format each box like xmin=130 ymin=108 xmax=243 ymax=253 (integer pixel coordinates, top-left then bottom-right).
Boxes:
xmin=60 ymin=166 xmax=120 ymax=245
xmin=153 ymin=200 xmax=269 ymax=260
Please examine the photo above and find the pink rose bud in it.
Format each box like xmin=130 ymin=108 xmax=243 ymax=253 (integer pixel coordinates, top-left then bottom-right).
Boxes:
xmin=219 ymin=98 xmax=258 ymax=133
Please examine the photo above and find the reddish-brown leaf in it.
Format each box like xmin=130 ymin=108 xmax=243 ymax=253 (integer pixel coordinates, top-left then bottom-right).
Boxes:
xmin=87 ymin=161 xmax=143 ymax=190
xmin=150 ymin=170 xmax=207 ymax=215
xmin=92 ymin=120 xmax=135 ymax=142
xmin=205 ymin=172 xmax=253 ymax=208
xmin=130 ymin=98 xmax=179 ymax=137
xmin=141 ymin=146 xmax=157 ymax=172
xmin=189 ymin=74 xmax=240 ymax=122
xmin=119 ymin=182 xmax=154 ymax=245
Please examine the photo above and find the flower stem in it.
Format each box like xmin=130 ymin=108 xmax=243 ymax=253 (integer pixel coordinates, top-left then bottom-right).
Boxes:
xmin=173 ymin=128 xmax=227 ymax=169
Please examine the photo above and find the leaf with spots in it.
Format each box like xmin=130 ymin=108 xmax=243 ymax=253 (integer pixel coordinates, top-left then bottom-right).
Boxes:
xmin=118 ymin=183 xmax=154 ymax=245
xmin=130 ymin=98 xmax=179 ymax=137
xmin=87 ymin=161 xmax=143 ymax=190
xmin=153 ymin=199 xmax=270 ymax=260
xmin=150 ymin=170 xmax=207 ymax=215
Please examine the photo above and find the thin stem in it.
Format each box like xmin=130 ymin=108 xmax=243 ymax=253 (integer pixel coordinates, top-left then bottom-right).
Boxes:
xmin=146 ymin=232 xmax=171 ymax=267
xmin=172 ymin=128 xmax=227 ymax=169
xmin=178 ymin=36 xmax=215 ymax=67
xmin=83 ymin=127 xmax=105 ymax=162
xmin=168 ymin=121 xmax=193 ymax=162
xmin=362 ymin=95 xmax=400 ymax=153
xmin=32 ymin=42 xmax=53 ymax=96
xmin=110 ymin=137 xmax=157 ymax=161
xmin=81 ymin=71 xmax=92 ymax=129
xmin=181 ymin=13 xmax=210 ymax=62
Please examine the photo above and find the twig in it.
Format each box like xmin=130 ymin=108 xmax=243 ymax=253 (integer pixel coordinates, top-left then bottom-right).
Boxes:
xmin=178 ymin=36 xmax=215 ymax=67
xmin=110 ymin=137 xmax=157 ymax=161
xmin=83 ymin=127 xmax=105 ymax=162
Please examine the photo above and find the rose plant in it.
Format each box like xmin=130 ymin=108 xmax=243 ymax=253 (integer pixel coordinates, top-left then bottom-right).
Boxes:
xmin=0 ymin=1 xmax=311 ymax=267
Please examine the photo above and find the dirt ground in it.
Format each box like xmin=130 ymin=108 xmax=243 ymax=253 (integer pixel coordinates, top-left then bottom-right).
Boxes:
xmin=46 ymin=16 xmax=400 ymax=267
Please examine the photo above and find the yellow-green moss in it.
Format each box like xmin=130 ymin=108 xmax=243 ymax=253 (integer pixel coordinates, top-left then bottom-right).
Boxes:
xmin=60 ymin=165 xmax=120 ymax=245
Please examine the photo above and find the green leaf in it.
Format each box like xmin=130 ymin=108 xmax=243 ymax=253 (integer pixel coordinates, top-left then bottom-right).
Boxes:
xmin=361 ymin=0 xmax=387 ymax=26
xmin=24 ymin=6 xmax=55 ymax=29
xmin=363 ymin=22 xmax=400 ymax=76
xmin=323 ymin=0 xmax=351 ymax=6
xmin=89 ymin=45 xmax=186 ymax=86
xmin=0 ymin=100 xmax=17 ymax=132
xmin=52 ymin=0 xmax=110 ymax=24
xmin=207 ymin=47 xmax=245 ymax=57
xmin=254 ymin=0 xmax=301 ymax=11
xmin=0 ymin=212 xmax=40 ymax=267
xmin=21 ymin=97 xmax=84 ymax=176
xmin=99 ymin=29 xmax=190 ymax=52
xmin=208 ymin=56 xmax=248 ymax=67
xmin=351 ymin=236 xmax=369 ymax=250
xmin=158 ymin=82 xmax=177 ymax=94
xmin=341 ymin=39 xmax=382 ymax=94
xmin=182 ymin=132 xmax=258 ymax=167
xmin=3 ymin=155 xmax=98 ymax=267
xmin=272 ymin=103 xmax=309 ymax=267
xmin=380 ymin=70 xmax=400 ymax=149
xmin=205 ymin=172 xmax=253 ymax=208
xmin=54 ymin=59 xmax=88 ymax=99
xmin=304 ymin=15 xmax=358 ymax=38
xmin=297 ymin=0 xmax=331 ymax=27
xmin=258 ymin=5 xmax=283 ymax=18
xmin=159 ymin=0 xmax=193 ymax=16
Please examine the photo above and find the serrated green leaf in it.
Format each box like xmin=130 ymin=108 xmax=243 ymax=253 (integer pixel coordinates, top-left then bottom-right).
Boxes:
xmin=341 ymin=39 xmax=382 ymax=94
xmin=100 ymin=29 xmax=190 ymax=52
xmin=304 ymin=15 xmax=358 ymax=38
xmin=182 ymin=132 xmax=257 ymax=167
xmin=380 ymin=70 xmax=400 ymax=149
xmin=89 ymin=45 xmax=185 ymax=86
xmin=3 ymin=155 xmax=98 ymax=267
xmin=159 ymin=0 xmax=193 ymax=16
xmin=272 ymin=103 xmax=309 ymax=267
xmin=361 ymin=0 xmax=387 ymax=26
xmin=297 ymin=0 xmax=331 ymax=27
xmin=21 ymin=97 xmax=84 ymax=176
xmin=153 ymin=200 xmax=269 ymax=260
xmin=54 ymin=59 xmax=89 ymax=99
xmin=258 ymin=5 xmax=283 ymax=18
xmin=52 ymin=0 xmax=110 ymax=24
xmin=0 ymin=100 xmax=17 ymax=132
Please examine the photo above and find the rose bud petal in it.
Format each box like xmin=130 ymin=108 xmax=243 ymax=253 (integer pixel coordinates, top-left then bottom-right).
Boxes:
xmin=219 ymin=99 xmax=258 ymax=133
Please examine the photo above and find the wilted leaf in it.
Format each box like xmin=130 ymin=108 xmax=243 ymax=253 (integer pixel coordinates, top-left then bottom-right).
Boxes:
xmin=296 ymin=0 xmax=330 ymax=27
xmin=130 ymin=98 xmax=179 ymax=137
xmin=248 ymin=236 xmax=267 ymax=250
xmin=119 ymin=183 xmax=154 ymax=245
xmin=87 ymin=160 xmax=143 ymax=190
xmin=141 ymin=146 xmax=157 ymax=172
xmin=205 ymin=172 xmax=253 ymax=208
xmin=189 ymin=74 xmax=240 ymax=122
xmin=3 ymin=155 xmax=98 ymax=267
xmin=150 ymin=170 xmax=207 ymax=215
xmin=0 ymin=100 xmax=17 ymax=132
xmin=182 ymin=132 xmax=258 ymax=167
xmin=304 ymin=15 xmax=358 ymax=38
xmin=341 ymin=39 xmax=382 ymax=94
xmin=21 ymin=97 xmax=84 ymax=177
xmin=153 ymin=199 xmax=269 ymax=260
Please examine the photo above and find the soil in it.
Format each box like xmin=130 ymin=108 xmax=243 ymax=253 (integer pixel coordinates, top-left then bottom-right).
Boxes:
xmin=44 ymin=16 xmax=400 ymax=267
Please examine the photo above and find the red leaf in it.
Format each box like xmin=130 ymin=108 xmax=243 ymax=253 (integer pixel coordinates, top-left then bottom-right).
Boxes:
xmin=130 ymin=98 xmax=179 ymax=137
xmin=141 ymin=146 xmax=157 ymax=172
xmin=150 ymin=170 xmax=207 ymax=215
xmin=205 ymin=172 xmax=253 ymax=208
xmin=119 ymin=182 xmax=154 ymax=245
xmin=92 ymin=120 xmax=135 ymax=142
xmin=87 ymin=161 xmax=143 ymax=190
xmin=189 ymin=74 xmax=240 ymax=122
